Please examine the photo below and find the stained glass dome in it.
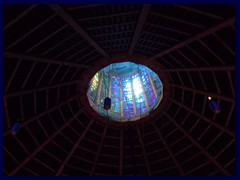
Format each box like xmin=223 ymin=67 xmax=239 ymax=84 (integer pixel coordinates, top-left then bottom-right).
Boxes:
xmin=87 ymin=62 xmax=163 ymax=122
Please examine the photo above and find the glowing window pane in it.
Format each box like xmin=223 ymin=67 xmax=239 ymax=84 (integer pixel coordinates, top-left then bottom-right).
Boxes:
xmin=87 ymin=62 xmax=163 ymax=122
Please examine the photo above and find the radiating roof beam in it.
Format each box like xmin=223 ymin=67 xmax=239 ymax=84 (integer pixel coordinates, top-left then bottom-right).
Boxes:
xmin=94 ymin=30 xmax=132 ymax=37
xmin=147 ymin=18 xmax=235 ymax=61
xmin=211 ymin=71 xmax=221 ymax=94
xmin=143 ymin=31 xmax=180 ymax=42
xmin=20 ymin=62 xmax=37 ymax=89
xmin=186 ymin=45 xmax=210 ymax=66
xmin=49 ymin=5 xmax=110 ymax=58
xmin=129 ymin=5 xmax=151 ymax=54
xmin=4 ymin=52 xmax=90 ymax=68
xmin=177 ymin=50 xmax=197 ymax=67
xmin=145 ymin=22 xmax=191 ymax=36
xmin=4 ymin=95 xmax=78 ymax=136
xmin=170 ymin=98 xmax=235 ymax=137
xmin=90 ymin=123 xmax=109 ymax=175
xmin=226 ymin=102 xmax=235 ymax=127
xmin=152 ymin=123 xmax=185 ymax=175
xmin=150 ymin=12 xmax=205 ymax=29
xmin=59 ymin=67 xmax=72 ymax=82
xmin=3 ymin=97 xmax=11 ymax=128
xmin=173 ymin=5 xmax=224 ymax=20
xmin=136 ymin=126 xmax=152 ymax=176
xmin=41 ymin=33 xmax=77 ymax=56
xmin=158 ymin=56 xmax=176 ymax=68
xmin=9 ymin=109 xmax=85 ymax=176
xmin=198 ymin=40 xmax=225 ymax=65
xmin=56 ymin=118 xmax=94 ymax=175
xmin=35 ymin=64 xmax=50 ymax=87
xmin=186 ymin=161 xmax=210 ymax=175
xmin=87 ymin=22 xmax=135 ymax=30
xmin=164 ymin=112 xmax=231 ymax=176
xmin=214 ymin=139 xmax=235 ymax=159
xmin=227 ymin=71 xmax=235 ymax=98
xmin=6 ymin=14 xmax=56 ymax=50
xmin=162 ymin=65 xmax=235 ymax=72
xmin=168 ymin=53 xmax=185 ymax=67
xmin=65 ymin=45 xmax=91 ymax=61
xmin=170 ymin=84 xmax=235 ymax=103
xmin=55 ymin=39 xmax=85 ymax=58
xmin=77 ymin=11 xmax=139 ymax=22
xmin=25 ymin=24 xmax=68 ymax=53
xmin=4 ymin=59 xmax=21 ymax=92
xmin=4 ymin=5 xmax=38 ymax=31
xmin=48 ymin=65 xmax=62 ymax=85
xmin=140 ymin=38 xmax=170 ymax=47
xmin=67 ymin=4 xmax=105 ymax=11
xmin=3 ymin=147 xmax=19 ymax=164
xmin=212 ymin=33 xmax=235 ymax=56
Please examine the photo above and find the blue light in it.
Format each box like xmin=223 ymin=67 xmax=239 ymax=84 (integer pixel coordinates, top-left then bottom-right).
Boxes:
xmin=87 ymin=62 xmax=163 ymax=122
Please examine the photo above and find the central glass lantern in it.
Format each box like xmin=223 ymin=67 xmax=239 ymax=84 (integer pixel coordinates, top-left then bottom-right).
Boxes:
xmin=87 ymin=62 xmax=163 ymax=122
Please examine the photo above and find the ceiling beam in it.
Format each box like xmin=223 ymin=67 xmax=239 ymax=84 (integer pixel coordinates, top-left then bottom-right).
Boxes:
xmin=147 ymin=18 xmax=235 ymax=61
xmin=145 ymin=22 xmax=191 ymax=36
xmin=20 ymin=62 xmax=37 ymax=90
xmin=143 ymin=31 xmax=180 ymax=42
xmin=3 ymin=97 xmax=11 ymax=129
xmin=129 ymin=5 xmax=151 ymax=54
xmin=4 ymin=95 xmax=78 ymax=136
xmin=4 ymin=5 xmax=38 ymax=31
xmin=87 ymin=21 xmax=135 ymax=30
xmin=162 ymin=65 xmax=235 ymax=72
xmin=35 ymin=64 xmax=51 ymax=87
xmin=198 ymin=40 xmax=225 ymax=65
xmin=227 ymin=71 xmax=235 ymax=98
xmin=3 ymin=80 xmax=79 ymax=98
xmin=65 ymin=45 xmax=91 ymax=61
xmin=136 ymin=126 xmax=152 ymax=176
xmin=152 ymin=123 xmax=185 ymax=175
xmin=67 ymin=4 xmax=104 ymax=11
xmin=90 ymin=122 xmax=109 ymax=175
xmin=170 ymin=98 xmax=235 ymax=137
xmin=4 ymin=59 xmax=21 ymax=93
xmin=47 ymin=65 xmax=62 ymax=85
xmin=150 ymin=12 xmax=205 ymax=29
xmin=49 ymin=5 xmax=110 ymax=59
xmin=25 ymin=24 xmax=68 ymax=53
xmin=4 ymin=52 xmax=90 ymax=68
xmin=8 ymin=109 xmax=85 ymax=175
xmin=41 ymin=32 xmax=77 ymax=56
xmin=164 ymin=112 xmax=231 ymax=176
xmin=185 ymin=45 xmax=210 ymax=66
xmin=177 ymin=50 xmax=197 ymax=67
xmin=94 ymin=30 xmax=132 ymax=37
xmin=173 ymin=5 xmax=224 ymax=20
xmin=54 ymin=39 xmax=85 ymax=59
xmin=212 ymin=33 xmax=235 ymax=56
xmin=77 ymin=11 xmax=139 ymax=22
xmin=6 ymin=14 xmax=57 ymax=50
xmin=56 ymin=118 xmax=94 ymax=175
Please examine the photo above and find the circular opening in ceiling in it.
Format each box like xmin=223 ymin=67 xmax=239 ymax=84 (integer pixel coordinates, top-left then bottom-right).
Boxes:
xmin=87 ymin=62 xmax=163 ymax=122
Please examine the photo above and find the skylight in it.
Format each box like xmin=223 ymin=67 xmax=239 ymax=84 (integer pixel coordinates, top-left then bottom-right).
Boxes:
xmin=87 ymin=62 xmax=163 ymax=122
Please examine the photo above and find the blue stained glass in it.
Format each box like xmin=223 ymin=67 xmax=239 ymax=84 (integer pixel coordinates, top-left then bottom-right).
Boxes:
xmin=87 ymin=62 xmax=163 ymax=122
xmin=111 ymin=76 xmax=121 ymax=114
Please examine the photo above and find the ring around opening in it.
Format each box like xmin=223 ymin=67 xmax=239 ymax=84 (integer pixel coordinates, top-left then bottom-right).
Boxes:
xmin=87 ymin=62 xmax=163 ymax=122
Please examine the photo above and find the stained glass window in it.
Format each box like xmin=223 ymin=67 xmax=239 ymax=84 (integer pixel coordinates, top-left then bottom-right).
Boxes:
xmin=87 ymin=62 xmax=163 ymax=122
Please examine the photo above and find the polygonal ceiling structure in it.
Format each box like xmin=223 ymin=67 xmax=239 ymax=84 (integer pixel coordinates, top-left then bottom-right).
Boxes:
xmin=3 ymin=4 xmax=235 ymax=176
